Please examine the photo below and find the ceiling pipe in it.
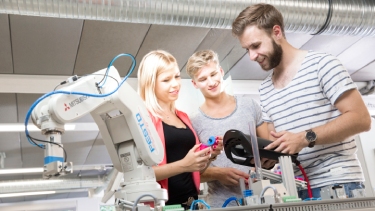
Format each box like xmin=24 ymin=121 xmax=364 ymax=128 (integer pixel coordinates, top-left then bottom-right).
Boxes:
xmin=0 ymin=0 xmax=375 ymax=36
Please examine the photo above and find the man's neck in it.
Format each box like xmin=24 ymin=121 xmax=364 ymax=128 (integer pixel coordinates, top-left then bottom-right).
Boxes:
xmin=203 ymin=92 xmax=231 ymax=109
xmin=272 ymin=43 xmax=307 ymax=89
xmin=200 ymin=92 xmax=236 ymax=118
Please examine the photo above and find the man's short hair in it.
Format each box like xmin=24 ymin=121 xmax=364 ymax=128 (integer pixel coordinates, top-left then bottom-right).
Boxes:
xmin=186 ymin=50 xmax=220 ymax=79
xmin=232 ymin=3 xmax=285 ymax=38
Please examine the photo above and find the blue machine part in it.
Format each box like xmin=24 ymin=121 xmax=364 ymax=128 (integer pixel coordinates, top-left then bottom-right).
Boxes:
xmin=44 ymin=156 xmax=64 ymax=165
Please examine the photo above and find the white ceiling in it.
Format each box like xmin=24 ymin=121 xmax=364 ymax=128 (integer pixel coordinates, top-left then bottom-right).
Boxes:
xmin=0 ymin=11 xmax=375 ymax=204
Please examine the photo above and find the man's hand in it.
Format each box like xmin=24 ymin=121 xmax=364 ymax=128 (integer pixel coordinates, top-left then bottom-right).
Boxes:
xmin=264 ymin=131 xmax=308 ymax=154
xmin=216 ymin=167 xmax=249 ymax=186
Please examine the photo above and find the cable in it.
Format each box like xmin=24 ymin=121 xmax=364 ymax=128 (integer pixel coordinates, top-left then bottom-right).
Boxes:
xmin=260 ymin=185 xmax=278 ymax=203
xmin=26 ymin=134 xmax=44 ymax=149
xmin=303 ymin=197 xmax=321 ymax=201
xmin=97 ymin=53 xmax=135 ymax=88
xmin=53 ymin=84 xmax=61 ymax=92
xmin=81 ymin=74 xmax=119 ymax=87
xmin=24 ymin=53 xmax=136 ymax=148
xmin=27 ymin=134 xmax=68 ymax=162
xmin=222 ymin=196 xmax=238 ymax=208
xmin=131 ymin=194 xmax=157 ymax=211
xmin=53 ymin=74 xmax=118 ymax=93
xmin=190 ymin=199 xmax=211 ymax=210
xmin=298 ymin=164 xmax=312 ymax=199
xmin=54 ymin=75 xmax=80 ymax=91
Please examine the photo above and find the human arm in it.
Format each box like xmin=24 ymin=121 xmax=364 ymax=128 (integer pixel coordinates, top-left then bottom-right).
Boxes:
xmin=255 ymin=122 xmax=277 ymax=168
xmin=265 ymin=55 xmax=371 ymax=154
xmin=256 ymin=122 xmax=269 ymax=139
xmin=200 ymin=166 xmax=249 ymax=185
xmin=266 ymin=89 xmax=371 ymax=154
xmin=153 ymin=144 xmax=211 ymax=181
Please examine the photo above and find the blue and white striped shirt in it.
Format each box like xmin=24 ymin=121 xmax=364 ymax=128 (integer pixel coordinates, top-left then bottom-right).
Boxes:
xmin=259 ymin=51 xmax=364 ymax=188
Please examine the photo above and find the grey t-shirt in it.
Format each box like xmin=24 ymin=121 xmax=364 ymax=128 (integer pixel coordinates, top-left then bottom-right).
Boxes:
xmin=190 ymin=95 xmax=263 ymax=208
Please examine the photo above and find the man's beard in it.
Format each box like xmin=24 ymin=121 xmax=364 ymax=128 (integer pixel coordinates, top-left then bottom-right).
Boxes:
xmin=261 ymin=39 xmax=283 ymax=71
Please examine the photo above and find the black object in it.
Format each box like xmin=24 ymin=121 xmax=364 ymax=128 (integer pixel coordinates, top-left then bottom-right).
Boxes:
xmin=305 ymin=129 xmax=317 ymax=148
xmin=223 ymin=129 xmax=299 ymax=170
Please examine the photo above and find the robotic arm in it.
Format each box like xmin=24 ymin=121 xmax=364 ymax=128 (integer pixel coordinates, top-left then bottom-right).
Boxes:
xmin=30 ymin=65 xmax=167 ymax=204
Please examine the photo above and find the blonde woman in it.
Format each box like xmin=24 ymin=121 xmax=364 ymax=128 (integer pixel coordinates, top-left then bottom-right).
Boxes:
xmin=137 ymin=50 xmax=211 ymax=207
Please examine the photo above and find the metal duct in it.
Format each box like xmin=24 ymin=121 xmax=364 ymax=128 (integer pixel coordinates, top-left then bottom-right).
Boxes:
xmin=0 ymin=177 xmax=105 ymax=194
xmin=0 ymin=0 xmax=375 ymax=36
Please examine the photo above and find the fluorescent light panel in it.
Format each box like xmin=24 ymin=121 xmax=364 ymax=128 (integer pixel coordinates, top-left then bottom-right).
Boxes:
xmin=0 ymin=124 xmax=75 ymax=132
xmin=0 ymin=180 xmax=63 ymax=187
xmin=0 ymin=191 xmax=56 ymax=198
xmin=0 ymin=167 xmax=43 ymax=175
xmin=0 ymin=122 xmax=99 ymax=132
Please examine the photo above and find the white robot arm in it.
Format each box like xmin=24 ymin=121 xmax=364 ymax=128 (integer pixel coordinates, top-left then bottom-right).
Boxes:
xmin=30 ymin=66 xmax=167 ymax=204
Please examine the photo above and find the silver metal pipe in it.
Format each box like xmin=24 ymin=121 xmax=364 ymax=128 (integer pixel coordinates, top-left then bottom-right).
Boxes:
xmin=0 ymin=0 xmax=374 ymax=36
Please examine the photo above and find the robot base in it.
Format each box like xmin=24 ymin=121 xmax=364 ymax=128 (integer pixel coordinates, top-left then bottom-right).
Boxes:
xmin=115 ymin=180 xmax=168 ymax=206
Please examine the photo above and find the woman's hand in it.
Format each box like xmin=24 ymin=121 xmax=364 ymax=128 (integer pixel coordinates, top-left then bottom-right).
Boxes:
xmin=180 ymin=144 xmax=211 ymax=172
xmin=211 ymin=136 xmax=223 ymax=157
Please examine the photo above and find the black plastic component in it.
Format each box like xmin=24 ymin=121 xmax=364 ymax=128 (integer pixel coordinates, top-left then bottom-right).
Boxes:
xmin=223 ymin=129 xmax=299 ymax=170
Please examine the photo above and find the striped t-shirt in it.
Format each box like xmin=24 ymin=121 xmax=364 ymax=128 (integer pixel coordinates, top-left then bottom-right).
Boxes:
xmin=259 ymin=51 xmax=364 ymax=188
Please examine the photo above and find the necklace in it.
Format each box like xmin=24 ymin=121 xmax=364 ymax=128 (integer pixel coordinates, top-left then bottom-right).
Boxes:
xmin=162 ymin=111 xmax=173 ymax=119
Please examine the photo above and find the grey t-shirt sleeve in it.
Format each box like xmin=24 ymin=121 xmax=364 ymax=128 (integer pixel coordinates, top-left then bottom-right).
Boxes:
xmin=190 ymin=111 xmax=204 ymax=143
xmin=242 ymin=96 xmax=264 ymax=127
xmin=253 ymin=99 xmax=264 ymax=127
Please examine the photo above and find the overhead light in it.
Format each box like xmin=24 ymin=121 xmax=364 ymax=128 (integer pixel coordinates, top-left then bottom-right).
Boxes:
xmin=0 ymin=123 xmax=98 ymax=132
xmin=0 ymin=123 xmax=74 ymax=132
xmin=0 ymin=165 xmax=112 ymax=175
xmin=0 ymin=168 xmax=43 ymax=175
xmin=0 ymin=191 xmax=56 ymax=198
xmin=0 ymin=180 xmax=63 ymax=187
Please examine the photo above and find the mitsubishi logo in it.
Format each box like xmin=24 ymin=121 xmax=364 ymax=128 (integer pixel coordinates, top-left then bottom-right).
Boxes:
xmin=64 ymin=103 xmax=70 ymax=111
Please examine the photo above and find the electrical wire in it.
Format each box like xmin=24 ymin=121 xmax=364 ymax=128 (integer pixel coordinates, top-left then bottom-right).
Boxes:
xmin=26 ymin=134 xmax=44 ymax=149
xmin=54 ymin=74 xmax=119 ymax=92
xmin=80 ymin=74 xmax=119 ymax=87
xmin=97 ymin=53 xmax=134 ymax=88
xmin=24 ymin=53 xmax=136 ymax=148
xmin=53 ymin=84 xmax=61 ymax=92
xmin=222 ymin=196 xmax=238 ymax=208
xmin=27 ymin=134 xmax=68 ymax=162
xmin=131 ymin=194 xmax=157 ymax=211
xmin=190 ymin=199 xmax=211 ymax=210
xmin=298 ymin=164 xmax=313 ymax=198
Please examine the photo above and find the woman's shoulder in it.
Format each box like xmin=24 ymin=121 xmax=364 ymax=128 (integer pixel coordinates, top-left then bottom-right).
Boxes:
xmin=175 ymin=109 xmax=189 ymax=119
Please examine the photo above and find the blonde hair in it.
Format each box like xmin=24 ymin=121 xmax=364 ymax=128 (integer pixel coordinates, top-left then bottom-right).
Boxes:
xmin=232 ymin=3 xmax=285 ymax=38
xmin=186 ymin=50 xmax=220 ymax=79
xmin=137 ymin=50 xmax=178 ymax=118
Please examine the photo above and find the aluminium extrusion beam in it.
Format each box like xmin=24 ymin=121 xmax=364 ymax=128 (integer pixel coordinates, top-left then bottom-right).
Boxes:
xmin=261 ymin=169 xmax=307 ymax=189
xmin=208 ymin=197 xmax=375 ymax=211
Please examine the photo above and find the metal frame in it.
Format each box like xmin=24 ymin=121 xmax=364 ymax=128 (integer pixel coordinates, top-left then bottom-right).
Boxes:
xmin=208 ymin=197 xmax=375 ymax=211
